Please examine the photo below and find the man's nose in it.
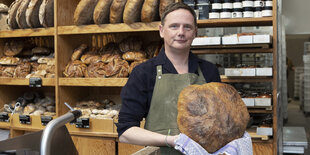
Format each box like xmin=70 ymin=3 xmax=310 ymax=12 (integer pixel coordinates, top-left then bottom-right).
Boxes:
xmin=177 ymin=27 xmax=185 ymax=36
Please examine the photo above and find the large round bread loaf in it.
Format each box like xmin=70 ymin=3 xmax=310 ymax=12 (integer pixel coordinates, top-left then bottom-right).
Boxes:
xmin=123 ymin=0 xmax=144 ymax=24
xmin=109 ymin=0 xmax=127 ymax=24
xmin=26 ymin=0 xmax=43 ymax=28
xmin=16 ymin=0 xmax=31 ymax=29
xmin=39 ymin=0 xmax=54 ymax=27
xmin=177 ymin=82 xmax=249 ymax=153
xmin=93 ymin=0 xmax=113 ymax=24
xmin=73 ymin=0 xmax=99 ymax=25
xmin=7 ymin=0 xmax=23 ymax=29
xmin=141 ymin=0 xmax=159 ymax=22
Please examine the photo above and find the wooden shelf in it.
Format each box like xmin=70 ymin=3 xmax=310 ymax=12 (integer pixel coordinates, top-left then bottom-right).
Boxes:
xmin=248 ymin=108 xmax=273 ymax=114
xmin=221 ymin=76 xmax=273 ymax=83
xmin=57 ymin=17 xmax=273 ymax=35
xmin=0 ymin=78 xmax=55 ymax=86
xmin=0 ymin=28 xmax=54 ymax=38
xmin=69 ymin=131 xmax=118 ymax=138
xmin=0 ymin=122 xmax=10 ymax=129
xmin=58 ymin=22 xmax=161 ymax=35
xmin=59 ymin=78 xmax=128 ymax=87
xmin=192 ymin=48 xmax=273 ymax=54
xmin=197 ymin=17 xmax=273 ymax=28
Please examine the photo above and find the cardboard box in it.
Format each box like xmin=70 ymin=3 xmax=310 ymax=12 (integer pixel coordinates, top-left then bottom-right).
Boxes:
xmin=192 ymin=37 xmax=221 ymax=46
xmin=242 ymin=98 xmax=255 ymax=107
xmin=238 ymin=35 xmax=253 ymax=44
xmin=255 ymin=98 xmax=272 ymax=106
xmin=256 ymin=68 xmax=273 ymax=76
xmin=222 ymin=35 xmax=238 ymax=45
xmin=253 ymin=35 xmax=272 ymax=44
xmin=224 ymin=68 xmax=256 ymax=76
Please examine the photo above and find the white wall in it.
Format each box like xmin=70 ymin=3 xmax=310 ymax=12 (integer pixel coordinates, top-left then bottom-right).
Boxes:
xmin=283 ymin=0 xmax=310 ymax=34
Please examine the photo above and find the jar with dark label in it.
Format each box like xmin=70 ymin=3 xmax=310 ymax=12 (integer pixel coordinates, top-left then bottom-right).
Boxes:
xmin=183 ymin=0 xmax=196 ymax=5
xmin=222 ymin=0 xmax=233 ymax=9
xmin=209 ymin=9 xmax=221 ymax=19
xmin=220 ymin=9 xmax=233 ymax=18
xmin=233 ymin=0 xmax=243 ymax=9
xmin=254 ymin=7 xmax=262 ymax=18
xmin=262 ymin=6 xmax=272 ymax=17
xmin=243 ymin=7 xmax=254 ymax=18
xmin=242 ymin=0 xmax=254 ymax=8
xmin=232 ymin=8 xmax=243 ymax=18
xmin=197 ymin=3 xmax=210 ymax=19
xmin=197 ymin=0 xmax=210 ymax=3
xmin=264 ymin=0 xmax=273 ymax=7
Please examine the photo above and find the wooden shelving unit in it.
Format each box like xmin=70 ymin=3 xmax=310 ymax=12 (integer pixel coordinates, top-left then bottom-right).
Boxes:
xmin=0 ymin=0 xmax=279 ymax=154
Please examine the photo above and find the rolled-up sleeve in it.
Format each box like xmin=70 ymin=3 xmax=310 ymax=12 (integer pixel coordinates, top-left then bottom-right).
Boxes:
xmin=117 ymin=67 xmax=149 ymax=137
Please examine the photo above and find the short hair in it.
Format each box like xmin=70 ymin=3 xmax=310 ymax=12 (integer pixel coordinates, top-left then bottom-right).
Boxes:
xmin=161 ymin=2 xmax=197 ymax=26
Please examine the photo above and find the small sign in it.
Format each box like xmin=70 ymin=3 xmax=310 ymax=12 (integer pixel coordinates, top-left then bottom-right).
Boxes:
xmin=75 ymin=118 xmax=90 ymax=128
xmin=19 ymin=115 xmax=31 ymax=124
xmin=29 ymin=77 xmax=42 ymax=87
xmin=0 ymin=113 xmax=9 ymax=122
xmin=41 ymin=116 xmax=53 ymax=126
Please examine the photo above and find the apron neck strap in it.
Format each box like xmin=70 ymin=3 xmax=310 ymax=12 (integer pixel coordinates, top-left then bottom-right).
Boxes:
xmin=156 ymin=65 xmax=163 ymax=76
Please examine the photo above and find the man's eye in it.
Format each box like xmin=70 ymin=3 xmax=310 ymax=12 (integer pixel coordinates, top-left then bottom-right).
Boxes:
xmin=170 ymin=25 xmax=178 ymax=28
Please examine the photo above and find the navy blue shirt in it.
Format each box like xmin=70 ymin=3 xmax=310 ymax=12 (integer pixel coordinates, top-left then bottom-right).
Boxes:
xmin=117 ymin=49 xmax=221 ymax=137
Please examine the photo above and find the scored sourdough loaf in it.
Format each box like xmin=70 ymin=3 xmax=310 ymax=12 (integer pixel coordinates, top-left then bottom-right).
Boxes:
xmin=93 ymin=0 xmax=113 ymax=24
xmin=177 ymin=82 xmax=249 ymax=153
xmin=123 ymin=0 xmax=144 ymax=24
xmin=73 ymin=0 xmax=99 ymax=25
xmin=16 ymin=0 xmax=31 ymax=29
xmin=26 ymin=0 xmax=43 ymax=28
xmin=109 ymin=0 xmax=127 ymax=24
xmin=7 ymin=0 xmax=23 ymax=29
xmin=141 ymin=0 xmax=159 ymax=22
xmin=39 ymin=0 xmax=54 ymax=27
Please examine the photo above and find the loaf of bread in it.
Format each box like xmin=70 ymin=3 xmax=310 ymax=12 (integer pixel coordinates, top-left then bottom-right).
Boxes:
xmin=141 ymin=0 xmax=159 ymax=22
xmin=129 ymin=59 xmax=147 ymax=74
xmin=145 ymin=41 xmax=162 ymax=58
xmin=177 ymin=82 xmax=249 ymax=153
xmin=85 ymin=61 xmax=106 ymax=78
xmin=0 ymin=56 xmax=21 ymax=65
xmin=103 ymin=58 xmax=129 ymax=77
xmin=14 ymin=62 xmax=32 ymax=78
xmin=71 ymin=44 xmax=88 ymax=61
xmin=109 ymin=58 xmax=129 ymax=78
xmin=39 ymin=0 xmax=54 ymax=27
xmin=122 ymin=51 xmax=146 ymax=61
xmin=16 ymin=0 xmax=31 ymax=29
xmin=159 ymin=0 xmax=174 ymax=18
xmin=26 ymin=0 xmax=43 ymax=28
xmin=73 ymin=0 xmax=99 ymax=25
xmin=93 ymin=0 xmax=113 ymax=24
xmin=80 ymin=54 xmax=101 ymax=65
xmin=4 ymin=40 xmax=24 ymax=56
xmin=32 ymin=47 xmax=51 ymax=55
xmin=7 ymin=0 xmax=23 ymax=29
xmin=2 ymin=66 xmax=16 ymax=77
xmin=109 ymin=0 xmax=127 ymax=24
xmin=123 ymin=0 xmax=144 ymax=24
xmin=119 ymin=36 xmax=143 ymax=53
xmin=101 ymin=42 xmax=121 ymax=63
xmin=63 ymin=60 xmax=87 ymax=77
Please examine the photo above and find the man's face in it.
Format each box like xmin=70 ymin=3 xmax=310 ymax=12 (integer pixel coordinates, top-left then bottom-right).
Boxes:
xmin=159 ymin=9 xmax=197 ymax=51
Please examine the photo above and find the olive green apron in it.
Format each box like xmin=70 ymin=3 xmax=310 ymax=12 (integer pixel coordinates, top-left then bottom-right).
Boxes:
xmin=145 ymin=65 xmax=206 ymax=155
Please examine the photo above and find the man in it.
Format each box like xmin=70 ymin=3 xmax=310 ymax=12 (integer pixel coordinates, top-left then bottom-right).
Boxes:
xmin=117 ymin=2 xmax=239 ymax=154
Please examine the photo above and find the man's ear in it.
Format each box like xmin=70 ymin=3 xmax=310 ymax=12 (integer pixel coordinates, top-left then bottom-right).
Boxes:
xmin=159 ymin=24 xmax=164 ymax=38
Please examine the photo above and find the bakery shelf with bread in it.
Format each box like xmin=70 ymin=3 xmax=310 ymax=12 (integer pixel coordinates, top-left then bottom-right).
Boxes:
xmin=0 ymin=0 xmax=54 ymax=38
xmin=0 ymin=37 xmax=55 ymax=83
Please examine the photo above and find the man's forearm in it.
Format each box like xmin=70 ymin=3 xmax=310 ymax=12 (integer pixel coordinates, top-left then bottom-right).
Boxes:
xmin=119 ymin=127 xmax=178 ymax=147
